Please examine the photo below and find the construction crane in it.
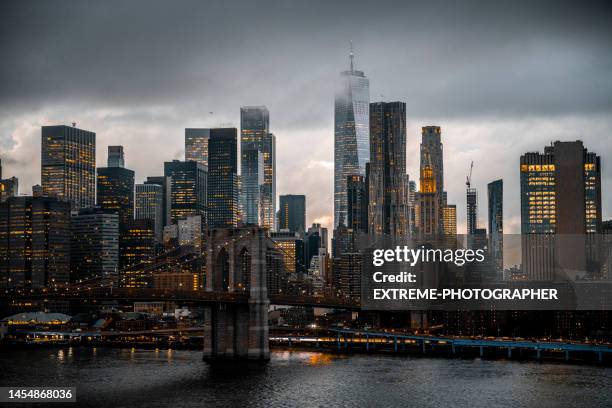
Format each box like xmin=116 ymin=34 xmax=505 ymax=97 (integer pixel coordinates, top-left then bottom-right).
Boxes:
xmin=466 ymin=161 xmax=474 ymax=189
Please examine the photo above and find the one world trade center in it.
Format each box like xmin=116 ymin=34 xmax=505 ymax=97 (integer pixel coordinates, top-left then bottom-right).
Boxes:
xmin=334 ymin=44 xmax=370 ymax=227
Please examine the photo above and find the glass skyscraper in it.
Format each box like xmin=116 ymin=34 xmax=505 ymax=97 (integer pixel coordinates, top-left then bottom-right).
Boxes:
xmin=0 ymin=196 xmax=71 ymax=288
xmin=96 ymin=168 xmax=135 ymax=228
xmin=70 ymin=207 xmax=119 ymax=283
xmin=334 ymin=46 xmax=370 ymax=227
xmin=487 ymin=179 xmax=503 ymax=277
xmin=208 ymin=128 xmax=239 ymax=228
xmin=240 ymin=106 xmax=276 ymax=230
xmin=185 ymin=128 xmax=210 ymax=166
xmin=41 ymin=125 xmax=96 ymax=211
xmin=368 ymin=101 xmax=408 ymax=241
xmin=107 ymin=145 xmax=125 ymax=167
xmin=278 ymin=194 xmax=306 ymax=234
xmin=135 ymin=183 xmax=165 ymax=244
xmin=164 ymin=160 xmax=208 ymax=224
xmin=346 ymin=175 xmax=368 ymax=234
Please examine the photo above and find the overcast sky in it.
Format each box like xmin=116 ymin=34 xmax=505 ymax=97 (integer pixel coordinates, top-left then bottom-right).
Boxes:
xmin=1 ymin=0 xmax=611 ymax=234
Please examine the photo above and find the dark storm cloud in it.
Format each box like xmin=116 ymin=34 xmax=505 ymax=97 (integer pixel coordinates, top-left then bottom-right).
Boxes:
xmin=1 ymin=0 xmax=611 ymax=231
xmin=2 ymin=0 xmax=611 ymax=120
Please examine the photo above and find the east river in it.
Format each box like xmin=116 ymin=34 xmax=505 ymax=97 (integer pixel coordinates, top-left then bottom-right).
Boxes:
xmin=1 ymin=347 xmax=611 ymax=407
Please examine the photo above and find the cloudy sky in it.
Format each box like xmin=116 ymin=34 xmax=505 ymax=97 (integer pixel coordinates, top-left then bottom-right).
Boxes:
xmin=1 ymin=0 xmax=611 ymax=233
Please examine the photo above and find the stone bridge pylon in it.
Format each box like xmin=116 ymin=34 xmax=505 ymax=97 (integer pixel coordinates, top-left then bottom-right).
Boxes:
xmin=203 ymin=226 xmax=271 ymax=360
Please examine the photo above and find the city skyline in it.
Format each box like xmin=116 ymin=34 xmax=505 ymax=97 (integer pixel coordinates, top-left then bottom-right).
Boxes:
xmin=1 ymin=1 xmax=611 ymax=235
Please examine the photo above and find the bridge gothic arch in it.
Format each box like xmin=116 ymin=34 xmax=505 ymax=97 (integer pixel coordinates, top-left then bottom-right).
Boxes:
xmin=203 ymin=227 xmax=271 ymax=360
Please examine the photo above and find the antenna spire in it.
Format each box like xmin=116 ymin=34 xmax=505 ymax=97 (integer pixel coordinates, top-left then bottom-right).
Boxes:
xmin=349 ymin=41 xmax=354 ymax=72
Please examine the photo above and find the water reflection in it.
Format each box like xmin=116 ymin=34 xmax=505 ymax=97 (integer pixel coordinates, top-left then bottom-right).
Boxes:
xmin=0 ymin=347 xmax=609 ymax=408
xmin=306 ymin=352 xmax=334 ymax=366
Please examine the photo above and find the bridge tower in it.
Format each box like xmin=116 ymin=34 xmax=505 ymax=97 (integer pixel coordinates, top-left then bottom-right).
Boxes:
xmin=203 ymin=226 xmax=270 ymax=360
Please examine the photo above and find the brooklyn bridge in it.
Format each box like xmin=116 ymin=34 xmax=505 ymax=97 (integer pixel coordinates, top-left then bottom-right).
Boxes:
xmin=4 ymin=226 xmax=360 ymax=361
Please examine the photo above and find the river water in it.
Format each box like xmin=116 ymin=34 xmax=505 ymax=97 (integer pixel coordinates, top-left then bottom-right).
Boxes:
xmin=0 ymin=347 xmax=610 ymax=407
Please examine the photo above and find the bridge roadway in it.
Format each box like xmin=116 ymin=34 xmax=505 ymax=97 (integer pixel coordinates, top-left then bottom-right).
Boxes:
xmin=329 ymin=328 xmax=612 ymax=362
xmin=5 ymin=288 xmax=360 ymax=310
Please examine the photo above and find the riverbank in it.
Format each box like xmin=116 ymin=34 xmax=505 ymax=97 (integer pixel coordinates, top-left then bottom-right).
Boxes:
xmin=2 ymin=338 xmax=610 ymax=366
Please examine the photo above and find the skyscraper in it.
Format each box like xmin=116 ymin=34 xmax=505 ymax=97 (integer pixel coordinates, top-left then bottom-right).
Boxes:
xmin=41 ymin=125 xmax=96 ymax=210
xmin=185 ymin=128 xmax=210 ymax=166
xmin=488 ymin=179 xmax=503 ymax=277
xmin=0 ymin=196 xmax=71 ymax=288
xmin=70 ymin=207 xmax=119 ymax=283
xmin=278 ymin=194 xmax=306 ymax=234
xmin=347 ymin=175 xmax=368 ymax=234
xmin=466 ymin=188 xmax=478 ymax=235
xmin=421 ymin=126 xmax=444 ymax=202
xmin=408 ymin=180 xmax=417 ymax=235
xmin=135 ymin=183 xmax=164 ymax=244
xmin=97 ymin=147 xmax=135 ymax=228
xmin=107 ymin=145 xmax=125 ymax=167
xmin=270 ymin=231 xmax=305 ymax=274
xmin=241 ymin=148 xmax=264 ymax=225
xmin=164 ymin=160 xmax=208 ymax=224
xmin=145 ymin=176 xmax=171 ymax=228
xmin=120 ymin=219 xmax=156 ymax=287
xmin=240 ymin=106 xmax=276 ymax=229
xmin=443 ymin=204 xmax=457 ymax=236
xmin=368 ymin=101 xmax=408 ymax=241
xmin=520 ymin=141 xmax=601 ymax=280
xmin=334 ymin=45 xmax=370 ymax=227
xmin=305 ymin=223 xmax=329 ymax=272
xmin=208 ymin=128 xmax=239 ymax=228
xmin=415 ymin=150 xmax=442 ymax=239
xmin=415 ymin=126 xmax=448 ymax=236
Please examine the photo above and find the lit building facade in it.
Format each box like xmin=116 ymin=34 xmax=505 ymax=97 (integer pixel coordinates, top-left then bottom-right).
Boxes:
xmin=0 ymin=177 xmax=18 ymax=202
xmin=208 ymin=128 xmax=239 ymax=228
xmin=135 ymin=183 xmax=164 ymax=244
xmin=0 ymin=158 xmax=18 ymax=202
xmin=520 ymin=141 xmax=601 ymax=280
xmin=41 ymin=125 xmax=96 ymax=210
xmin=408 ymin=180 xmax=416 ymax=235
xmin=145 ymin=176 xmax=171 ymax=228
xmin=164 ymin=160 xmax=207 ymax=224
xmin=178 ymin=215 xmax=202 ymax=249
xmin=120 ymin=219 xmax=156 ymax=288
xmin=334 ymin=46 xmax=369 ymax=227
xmin=240 ymin=106 xmax=276 ymax=229
xmin=416 ymin=151 xmax=442 ymax=240
xmin=368 ymin=101 xmax=409 ymax=242
xmin=332 ymin=252 xmax=362 ymax=301
xmin=185 ymin=128 xmax=210 ymax=166
xmin=487 ymin=179 xmax=503 ymax=277
xmin=70 ymin=207 xmax=119 ymax=283
xmin=347 ymin=175 xmax=368 ymax=234
xmin=278 ymin=194 xmax=306 ymax=234
xmin=421 ymin=126 xmax=444 ymax=203
xmin=443 ymin=204 xmax=457 ymax=236
xmin=270 ymin=231 xmax=305 ymax=275
xmin=467 ymin=188 xmax=478 ymax=235
xmin=96 ymin=166 xmax=135 ymax=228
xmin=241 ymin=148 xmax=264 ymax=225
xmin=0 ymin=196 xmax=71 ymax=288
